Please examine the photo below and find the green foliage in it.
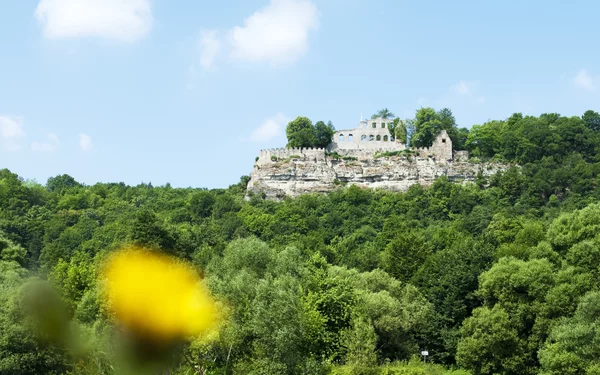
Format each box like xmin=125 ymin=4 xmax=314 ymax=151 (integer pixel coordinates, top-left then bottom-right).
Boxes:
xmin=381 ymin=230 xmax=431 ymax=282
xmin=342 ymin=318 xmax=379 ymax=375
xmin=326 ymin=151 xmax=358 ymax=161
xmin=315 ymin=121 xmax=336 ymax=148
xmin=187 ymin=190 xmax=215 ymax=220
xmin=457 ymin=306 xmax=524 ymax=375
xmin=582 ymin=110 xmax=600 ymax=131
xmin=286 ymin=116 xmax=335 ymax=148
xmin=0 ymin=265 xmax=71 ymax=375
xmin=393 ymin=118 xmax=408 ymax=144
xmin=374 ymin=150 xmax=415 ymax=159
xmin=2 ymin=107 xmax=600 ymax=374
xmin=333 ymin=358 xmax=471 ymax=375
xmin=539 ymin=291 xmax=600 ymax=374
xmin=409 ymin=107 xmax=460 ymax=148
xmin=371 ymin=108 xmax=396 ymax=119
xmin=46 ymin=174 xmax=81 ymax=194
xmin=286 ymin=116 xmax=316 ymax=148
xmin=0 ymin=233 xmax=27 ymax=265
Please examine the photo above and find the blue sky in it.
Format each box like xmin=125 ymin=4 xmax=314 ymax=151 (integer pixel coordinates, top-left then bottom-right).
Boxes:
xmin=1 ymin=0 xmax=599 ymax=188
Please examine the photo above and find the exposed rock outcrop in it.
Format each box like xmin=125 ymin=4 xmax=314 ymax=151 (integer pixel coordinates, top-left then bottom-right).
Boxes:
xmin=247 ymin=151 xmax=507 ymax=200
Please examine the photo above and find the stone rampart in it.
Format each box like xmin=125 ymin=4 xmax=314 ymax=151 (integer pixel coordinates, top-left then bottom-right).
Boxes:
xmin=248 ymin=126 xmax=477 ymax=199
xmin=454 ymin=151 xmax=470 ymax=162
xmin=257 ymin=147 xmax=327 ymax=165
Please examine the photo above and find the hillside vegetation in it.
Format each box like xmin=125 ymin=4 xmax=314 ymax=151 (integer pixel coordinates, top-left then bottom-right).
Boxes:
xmin=2 ymin=110 xmax=600 ymax=374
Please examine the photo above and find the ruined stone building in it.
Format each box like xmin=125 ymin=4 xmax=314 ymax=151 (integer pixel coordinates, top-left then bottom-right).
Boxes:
xmin=328 ymin=117 xmax=456 ymax=162
xmin=246 ymin=116 xmax=479 ymax=199
xmin=328 ymin=117 xmax=405 ymax=151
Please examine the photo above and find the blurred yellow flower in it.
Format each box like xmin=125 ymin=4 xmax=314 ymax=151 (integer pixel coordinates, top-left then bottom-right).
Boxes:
xmin=101 ymin=247 xmax=219 ymax=341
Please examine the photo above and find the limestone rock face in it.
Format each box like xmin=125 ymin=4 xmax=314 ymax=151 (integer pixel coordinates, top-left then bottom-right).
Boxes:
xmin=247 ymin=153 xmax=507 ymax=200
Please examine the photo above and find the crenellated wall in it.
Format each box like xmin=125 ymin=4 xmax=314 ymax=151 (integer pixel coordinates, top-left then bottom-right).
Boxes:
xmin=248 ymin=130 xmax=479 ymax=200
xmin=256 ymin=147 xmax=327 ymax=165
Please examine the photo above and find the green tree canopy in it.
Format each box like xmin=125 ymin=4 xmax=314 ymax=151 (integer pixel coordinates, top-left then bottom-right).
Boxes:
xmin=314 ymin=121 xmax=336 ymax=148
xmin=371 ymin=108 xmax=396 ymax=119
xmin=409 ymin=107 xmax=462 ymax=148
xmin=582 ymin=110 xmax=600 ymax=131
xmin=286 ymin=116 xmax=335 ymax=148
xmin=286 ymin=116 xmax=316 ymax=148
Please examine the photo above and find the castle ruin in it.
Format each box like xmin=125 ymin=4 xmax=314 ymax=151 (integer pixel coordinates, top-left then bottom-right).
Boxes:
xmin=247 ymin=117 xmax=481 ymax=200
xmin=255 ymin=117 xmax=463 ymax=166
xmin=329 ymin=117 xmax=405 ymax=151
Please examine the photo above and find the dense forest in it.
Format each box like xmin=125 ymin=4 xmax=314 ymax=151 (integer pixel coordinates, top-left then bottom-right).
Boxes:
xmin=2 ymin=109 xmax=600 ymax=375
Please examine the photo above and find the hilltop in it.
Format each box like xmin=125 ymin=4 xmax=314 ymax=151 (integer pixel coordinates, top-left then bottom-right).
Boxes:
xmin=247 ymin=113 xmax=506 ymax=199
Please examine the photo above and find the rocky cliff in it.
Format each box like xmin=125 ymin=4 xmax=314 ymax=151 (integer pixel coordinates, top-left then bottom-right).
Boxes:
xmin=246 ymin=150 xmax=507 ymax=200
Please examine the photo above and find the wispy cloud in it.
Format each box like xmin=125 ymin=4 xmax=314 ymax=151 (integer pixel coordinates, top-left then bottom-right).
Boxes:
xmin=451 ymin=80 xmax=485 ymax=103
xmin=32 ymin=132 xmax=60 ymax=152
xmin=229 ymin=0 xmax=319 ymax=65
xmin=196 ymin=0 xmax=319 ymax=70
xmin=35 ymin=0 xmax=153 ymax=42
xmin=198 ymin=30 xmax=221 ymax=70
xmin=0 ymin=116 xmax=26 ymax=151
xmin=79 ymin=133 xmax=94 ymax=151
xmin=573 ymin=69 xmax=597 ymax=92
xmin=247 ymin=113 xmax=287 ymax=142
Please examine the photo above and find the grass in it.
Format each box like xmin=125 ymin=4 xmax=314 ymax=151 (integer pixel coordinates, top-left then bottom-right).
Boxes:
xmin=374 ymin=149 xmax=415 ymax=159
xmin=330 ymin=358 xmax=470 ymax=375
xmin=326 ymin=151 xmax=358 ymax=161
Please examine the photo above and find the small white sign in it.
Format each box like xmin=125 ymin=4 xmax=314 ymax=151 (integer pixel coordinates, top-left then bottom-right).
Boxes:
xmin=421 ymin=351 xmax=429 ymax=356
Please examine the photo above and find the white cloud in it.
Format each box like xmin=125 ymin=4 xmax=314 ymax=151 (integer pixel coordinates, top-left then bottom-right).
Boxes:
xmin=0 ymin=116 xmax=25 ymax=138
xmin=573 ymin=69 xmax=596 ymax=92
xmin=79 ymin=133 xmax=94 ymax=151
xmin=229 ymin=0 xmax=319 ymax=65
xmin=198 ymin=30 xmax=221 ymax=69
xmin=32 ymin=132 xmax=60 ymax=152
xmin=452 ymin=80 xmax=478 ymax=96
xmin=0 ymin=116 xmax=26 ymax=151
xmin=35 ymin=0 xmax=152 ymax=42
xmin=248 ymin=113 xmax=287 ymax=142
xmin=449 ymin=80 xmax=485 ymax=105
xmin=194 ymin=0 xmax=319 ymax=70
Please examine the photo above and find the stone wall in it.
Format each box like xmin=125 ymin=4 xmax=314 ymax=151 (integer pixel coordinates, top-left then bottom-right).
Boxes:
xmin=328 ymin=117 xmax=405 ymax=151
xmin=329 ymin=128 xmax=403 ymax=151
xmin=413 ymin=130 xmax=453 ymax=161
xmin=256 ymin=147 xmax=327 ymax=166
xmin=454 ymin=150 xmax=470 ymax=162
xmin=248 ymin=130 xmax=482 ymax=200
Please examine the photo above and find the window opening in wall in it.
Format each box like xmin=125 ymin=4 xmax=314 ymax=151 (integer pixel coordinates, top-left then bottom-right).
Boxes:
xmin=361 ymin=135 xmax=367 ymax=142
xmin=348 ymin=134 xmax=354 ymax=141
xmin=381 ymin=123 xmax=385 ymax=128
xmin=372 ymin=122 xmax=376 ymax=128
xmin=383 ymin=135 xmax=388 ymax=142
xmin=339 ymin=134 xmax=344 ymax=142
xmin=391 ymin=136 xmax=395 ymax=142
xmin=376 ymin=135 xmax=381 ymax=141
xmin=369 ymin=135 xmax=374 ymax=141
xmin=442 ymin=139 xmax=446 ymax=143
